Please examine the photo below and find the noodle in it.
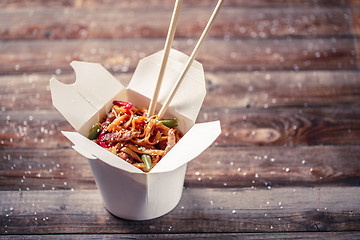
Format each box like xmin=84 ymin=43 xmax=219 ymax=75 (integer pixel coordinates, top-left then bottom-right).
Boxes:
xmin=89 ymin=100 xmax=183 ymax=172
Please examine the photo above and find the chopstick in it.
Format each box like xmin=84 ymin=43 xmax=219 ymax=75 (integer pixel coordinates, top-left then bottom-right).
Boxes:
xmin=157 ymin=0 xmax=224 ymax=119
xmin=147 ymin=0 xmax=183 ymax=117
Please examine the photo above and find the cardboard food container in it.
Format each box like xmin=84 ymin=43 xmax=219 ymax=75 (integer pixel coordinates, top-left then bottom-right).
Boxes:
xmin=50 ymin=49 xmax=221 ymax=220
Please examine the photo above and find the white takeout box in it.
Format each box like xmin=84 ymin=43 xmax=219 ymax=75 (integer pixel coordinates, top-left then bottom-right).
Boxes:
xmin=50 ymin=49 xmax=221 ymax=220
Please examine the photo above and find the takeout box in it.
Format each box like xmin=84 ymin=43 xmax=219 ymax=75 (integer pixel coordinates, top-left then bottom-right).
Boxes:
xmin=50 ymin=49 xmax=221 ymax=220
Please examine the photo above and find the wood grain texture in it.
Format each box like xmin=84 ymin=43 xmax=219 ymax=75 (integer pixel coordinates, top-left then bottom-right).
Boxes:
xmin=0 ymin=37 xmax=357 ymax=75
xmin=0 ymin=145 xmax=359 ymax=191
xmin=1 ymin=0 xmax=360 ymax=238
xmin=0 ymin=6 xmax=352 ymax=40
xmin=351 ymin=8 xmax=360 ymax=35
xmin=201 ymin=106 xmax=360 ymax=146
xmin=0 ymin=187 xmax=359 ymax=234
xmin=204 ymin=71 xmax=360 ymax=108
xmin=0 ymin=0 xmax=351 ymax=8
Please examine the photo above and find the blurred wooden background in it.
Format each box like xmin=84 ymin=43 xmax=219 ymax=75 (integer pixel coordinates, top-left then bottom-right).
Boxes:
xmin=0 ymin=0 xmax=360 ymax=239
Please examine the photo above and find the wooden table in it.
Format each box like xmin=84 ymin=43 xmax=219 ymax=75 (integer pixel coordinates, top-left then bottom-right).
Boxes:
xmin=1 ymin=0 xmax=360 ymax=239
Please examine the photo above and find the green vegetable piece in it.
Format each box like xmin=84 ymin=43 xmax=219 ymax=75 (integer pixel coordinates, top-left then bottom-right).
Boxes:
xmin=88 ymin=123 xmax=102 ymax=140
xmin=158 ymin=118 xmax=179 ymax=128
xmin=141 ymin=154 xmax=152 ymax=172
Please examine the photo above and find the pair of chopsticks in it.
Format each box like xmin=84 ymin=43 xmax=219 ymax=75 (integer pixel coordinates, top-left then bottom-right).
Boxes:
xmin=148 ymin=0 xmax=224 ymax=119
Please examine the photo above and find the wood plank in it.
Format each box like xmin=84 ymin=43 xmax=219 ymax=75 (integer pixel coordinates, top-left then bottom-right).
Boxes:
xmin=349 ymin=0 xmax=360 ymax=7
xmin=0 ymin=0 xmax=350 ymax=8
xmin=205 ymin=70 xmax=360 ymax=108
xmin=1 ymin=71 xmax=360 ymax=111
xmin=201 ymin=106 xmax=360 ymax=146
xmin=1 ymin=232 xmax=360 ymax=240
xmin=357 ymin=39 xmax=360 ymax=69
xmin=351 ymin=8 xmax=360 ymax=33
xmin=0 ymin=37 xmax=357 ymax=75
xmin=186 ymin=145 xmax=360 ymax=188
xmin=0 ymin=187 xmax=359 ymax=234
xmin=0 ymin=145 xmax=359 ymax=191
xmin=0 ymin=148 xmax=95 ymax=191
xmin=0 ymin=6 xmax=352 ymax=40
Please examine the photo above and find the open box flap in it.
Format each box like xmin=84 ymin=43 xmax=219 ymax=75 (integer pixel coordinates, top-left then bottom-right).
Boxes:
xmin=128 ymin=49 xmax=206 ymax=121
xmin=151 ymin=121 xmax=221 ymax=173
xmin=50 ymin=61 xmax=124 ymax=135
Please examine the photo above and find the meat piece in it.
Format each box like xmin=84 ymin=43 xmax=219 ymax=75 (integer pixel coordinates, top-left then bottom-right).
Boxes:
xmin=103 ymin=130 xmax=141 ymax=143
xmin=104 ymin=111 xmax=116 ymax=125
xmin=163 ymin=129 xmax=176 ymax=156
xmin=117 ymin=152 xmax=135 ymax=164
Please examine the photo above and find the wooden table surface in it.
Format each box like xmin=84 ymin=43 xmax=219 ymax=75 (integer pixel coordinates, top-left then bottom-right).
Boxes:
xmin=1 ymin=0 xmax=360 ymax=239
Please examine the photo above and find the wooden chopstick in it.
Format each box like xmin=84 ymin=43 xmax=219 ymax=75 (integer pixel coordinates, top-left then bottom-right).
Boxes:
xmin=147 ymin=0 xmax=183 ymax=117
xmin=157 ymin=0 xmax=224 ymax=119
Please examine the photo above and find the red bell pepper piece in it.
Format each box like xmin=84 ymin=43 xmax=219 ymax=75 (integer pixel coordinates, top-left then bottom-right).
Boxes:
xmin=113 ymin=100 xmax=132 ymax=110
xmin=98 ymin=124 xmax=110 ymax=148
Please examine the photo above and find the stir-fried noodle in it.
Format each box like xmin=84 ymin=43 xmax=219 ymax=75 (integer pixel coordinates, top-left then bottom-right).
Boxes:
xmin=88 ymin=100 xmax=183 ymax=172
